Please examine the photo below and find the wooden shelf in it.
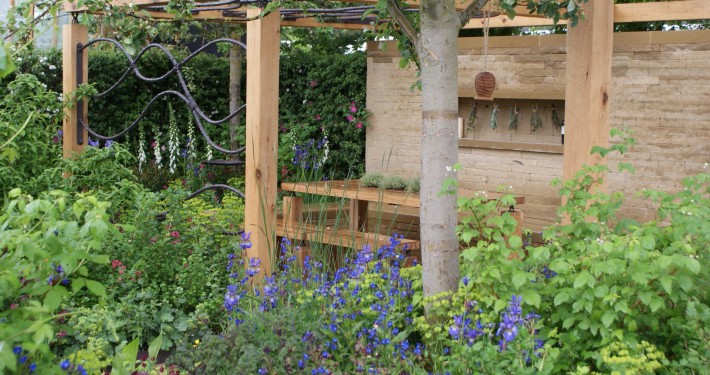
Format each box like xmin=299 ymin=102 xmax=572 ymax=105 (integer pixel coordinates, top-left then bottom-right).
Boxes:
xmin=459 ymin=139 xmax=564 ymax=154
xmin=458 ymin=90 xmax=566 ymax=101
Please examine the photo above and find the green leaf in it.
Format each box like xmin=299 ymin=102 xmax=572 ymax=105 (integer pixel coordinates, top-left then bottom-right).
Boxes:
xmin=639 ymin=291 xmax=654 ymax=305
xmin=508 ymin=235 xmax=523 ymax=249
xmin=0 ymin=43 xmax=16 ymax=79
xmin=148 ymin=334 xmax=163 ymax=361
xmin=0 ymin=344 xmax=18 ymax=372
xmin=574 ymin=270 xmax=592 ymax=288
xmin=649 ymin=296 xmax=665 ymax=312
xmin=78 ymin=266 xmax=89 ymax=277
xmin=512 ymin=271 xmax=529 ymax=289
xmin=33 ymin=323 xmax=54 ymax=346
xmin=594 ymin=285 xmax=609 ymax=298
xmin=72 ymin=277 xmax=86 ymax=292
xmin=677 ymin=274 xmax=693 ymax=292
xmin=640 ymin=235 xmax=656 ymax=250
xmin=686 ymin=257 xmax=701 ymax=274
xmin=554 ymin=291 xmax=570 ymax=306
xmin=44 ymin=289 xmax=64 ymax=310
xmin=659 ymin=276 xmax=673 ymax=295
xmin=494 ymin=298 xmax=507 ymax=313
xmin=521 ymin=290 xmax=541 ymax=308
xmin=85 ymin=279 xmax=106 ymax=297
xmin=601 ymin=309 xmax=615 ymax=328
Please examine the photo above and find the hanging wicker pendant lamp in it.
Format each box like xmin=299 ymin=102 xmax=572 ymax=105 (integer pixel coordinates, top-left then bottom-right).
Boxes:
xmin=475 ymin=71 xmax=495 ymax=100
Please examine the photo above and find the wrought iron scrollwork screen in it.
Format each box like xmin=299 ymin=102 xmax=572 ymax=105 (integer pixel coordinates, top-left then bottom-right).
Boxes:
xmin=75 ymin=37 xmax=247 ymax=199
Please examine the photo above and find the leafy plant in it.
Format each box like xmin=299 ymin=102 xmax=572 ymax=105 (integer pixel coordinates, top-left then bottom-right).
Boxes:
xmin=457 ymin=129 xmax=709 ymax=372
xmin=0 ymin=190 xmax=112 ymax=373
xmin=0 ymin=74 xmax=63 ymax=196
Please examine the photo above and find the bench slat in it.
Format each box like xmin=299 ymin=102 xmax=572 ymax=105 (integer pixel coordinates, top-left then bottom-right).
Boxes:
xmin=276 ymin=218 xmax=420 ymax=251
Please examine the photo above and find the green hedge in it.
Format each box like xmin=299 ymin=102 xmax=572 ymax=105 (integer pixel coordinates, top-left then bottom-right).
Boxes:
xmin=3 ymin=46 xmax=368 ymax=181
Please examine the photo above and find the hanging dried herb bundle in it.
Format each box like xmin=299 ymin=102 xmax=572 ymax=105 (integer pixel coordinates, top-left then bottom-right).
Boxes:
xmin=490 ymin=104 xmax=499 ymax=130
xmin=530 ymin=104 xmax=543 ymax=134
xmin=467 ymin=100 xmax=477 ymax=133
xmin=551 ymin=103 xmax=562 ymax=129
xmin=508 ymin=103 xmax=519 ymax=130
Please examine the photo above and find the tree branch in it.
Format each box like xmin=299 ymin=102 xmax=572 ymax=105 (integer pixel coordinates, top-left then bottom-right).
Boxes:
xmin=386 ymin=0 xmax=419 ymax=46
xmin=458 ymin=0 xmax=490 ymax=28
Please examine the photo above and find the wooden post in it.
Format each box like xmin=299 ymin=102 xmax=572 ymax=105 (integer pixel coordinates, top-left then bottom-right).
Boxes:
xmin=282 ymin=196 xmax=303 ymax=233
xmin=62 ymin=22 xmax=89 ymax=159
xmin=563 ymin=0 xmax=614 ymax=186
xmin=349 ymin=200 xmax=369 ymax=232
xmin=245 ymin=7 xmax=280 ymax=279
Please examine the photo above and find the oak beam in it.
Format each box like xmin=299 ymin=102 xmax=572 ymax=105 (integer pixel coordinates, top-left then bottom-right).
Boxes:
xmin=244 ymin=7 xmax=280 ymax=279
xmin=615 ymin=0 xmax=710 ymax=23
xmin=563 ymin=0 xmax=614 ymax=185
xmin=463 ymin=14 xmax=555 ymax=29
xmin=62 ymin=23 xmax=89 ymax=159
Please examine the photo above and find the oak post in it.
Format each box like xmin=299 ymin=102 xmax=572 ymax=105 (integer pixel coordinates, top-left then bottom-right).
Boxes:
xmin=563 ymin=0 xmax=614 ymax=187
xmin=62 ymin=22 xmax=89 ymax=159
xmin=245 ymin=7 xmax=280 ymax=279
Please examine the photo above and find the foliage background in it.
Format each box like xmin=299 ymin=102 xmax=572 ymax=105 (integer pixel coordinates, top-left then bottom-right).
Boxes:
xmin=1 ymin=45 xmax=368 ymax=182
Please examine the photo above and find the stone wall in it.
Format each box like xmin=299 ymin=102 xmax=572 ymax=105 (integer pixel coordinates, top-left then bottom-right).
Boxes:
xmin=365 ymin=30 xmax=710 ymax=231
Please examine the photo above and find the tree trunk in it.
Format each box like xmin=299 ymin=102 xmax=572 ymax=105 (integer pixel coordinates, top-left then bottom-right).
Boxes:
xmin=229 ymin=35 xmax=243 ymax=157
xmin=418 ymin=0 xmax=461 ymax=298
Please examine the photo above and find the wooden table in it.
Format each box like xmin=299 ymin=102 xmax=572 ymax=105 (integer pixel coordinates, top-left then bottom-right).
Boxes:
xmin=279 ymin=180 xmax=525 ymax=251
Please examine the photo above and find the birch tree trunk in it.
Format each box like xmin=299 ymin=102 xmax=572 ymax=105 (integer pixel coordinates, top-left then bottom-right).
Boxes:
xmin=418 ymin=0 xmax=461 ymax=297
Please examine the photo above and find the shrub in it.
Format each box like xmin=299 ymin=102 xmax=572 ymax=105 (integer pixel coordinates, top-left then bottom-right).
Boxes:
xmin=0 ymin=74 xmax=63 ymax=196
xmin=0 ymin=190 xmax=112 ymax=373
xmin=458 ymin=130 xmax=709 ymax=372
xmin=358 ymin=171 xmax=383 ymax=188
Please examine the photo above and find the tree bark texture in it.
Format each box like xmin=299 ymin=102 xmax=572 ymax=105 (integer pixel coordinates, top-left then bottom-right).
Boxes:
xmin=418 ymin=0 xmax=461 ymax=298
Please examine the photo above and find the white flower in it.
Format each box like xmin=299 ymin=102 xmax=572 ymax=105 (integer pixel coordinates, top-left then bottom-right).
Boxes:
xmin=704 ymin=162 xmax=708 ymax=169
xmin=48 ymin=65 xmax=56 ymax=70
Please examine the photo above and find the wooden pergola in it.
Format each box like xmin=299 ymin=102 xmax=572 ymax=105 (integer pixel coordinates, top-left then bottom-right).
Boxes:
xmin=61 ymin=0 xmax=710 ymax=276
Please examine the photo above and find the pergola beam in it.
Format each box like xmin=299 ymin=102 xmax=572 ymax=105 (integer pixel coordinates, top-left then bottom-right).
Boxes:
xmin=465 ymin=0 xmax=710 ymax=29
xmin=615 ymin=0 xmax=710 ymax=23
xmin=72 ymin=1 xmax=710 ymax=30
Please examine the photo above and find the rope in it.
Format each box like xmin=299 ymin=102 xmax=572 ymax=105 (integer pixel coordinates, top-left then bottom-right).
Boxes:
xmin=483 ymin=8 xmax=490 ymax=70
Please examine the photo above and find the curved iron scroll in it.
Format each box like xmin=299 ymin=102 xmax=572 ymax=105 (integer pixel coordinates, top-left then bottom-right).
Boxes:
xmin=75 ymin=37 xmax=248 ymax=199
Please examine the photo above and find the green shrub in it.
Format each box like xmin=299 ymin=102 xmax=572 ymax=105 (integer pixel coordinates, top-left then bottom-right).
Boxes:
xmin=358 ymin=172 xmax=383 ymax=188
xmin=379 ymin=175 xmax=408 ymax=190
xmin=0 ymin=190 xmax=112 ymax=373
xmin=405 ymin=177 xmax=420 ymax=193
xmin=457 ymin=129 xmax=709 ymax=372
xmin=0 ymin=74 xmax=63 ymax=196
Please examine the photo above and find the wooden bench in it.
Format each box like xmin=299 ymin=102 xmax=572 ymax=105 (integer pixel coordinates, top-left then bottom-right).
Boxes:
xmin=276 ymin=196 xmax=421 ymax=266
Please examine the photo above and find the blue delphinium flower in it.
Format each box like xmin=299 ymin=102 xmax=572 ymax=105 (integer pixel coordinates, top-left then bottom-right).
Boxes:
xmin=60 ymin=359 xmax=71 ymax=370
xmin=13 ymin=346 xmax=22 ymax=355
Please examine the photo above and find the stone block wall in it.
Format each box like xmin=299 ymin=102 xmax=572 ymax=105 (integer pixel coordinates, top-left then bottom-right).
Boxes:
xmin=365 ymin=30 xmax=710 ymax=231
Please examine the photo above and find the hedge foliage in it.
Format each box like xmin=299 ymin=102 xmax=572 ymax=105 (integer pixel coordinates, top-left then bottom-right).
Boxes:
xmin=3 ymin=46 xmax=368 ymax=181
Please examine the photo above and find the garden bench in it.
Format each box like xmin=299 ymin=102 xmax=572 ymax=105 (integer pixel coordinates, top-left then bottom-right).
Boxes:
xmin=277 ymin=180 xmax=524 ymax=265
